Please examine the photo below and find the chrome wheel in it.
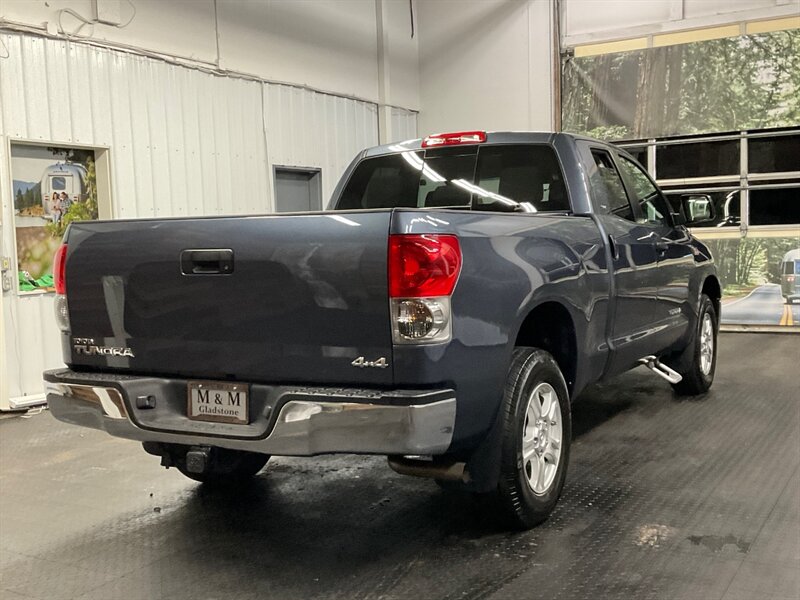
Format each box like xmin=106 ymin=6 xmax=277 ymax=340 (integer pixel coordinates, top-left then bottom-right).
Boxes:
xmin=521 ymin=382 xmax=563 ymax=495
xmin=699 ymin=312 xmax=714 ymax=376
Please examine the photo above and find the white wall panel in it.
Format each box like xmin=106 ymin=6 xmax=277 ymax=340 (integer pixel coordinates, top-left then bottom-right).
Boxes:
xmin=0 ymin=32 xmax=381 ymax=401
xmin=418 ymin=0 xmax=553 ymax=134
xmin=2 ymin=295 xmax=62 ymax=400
xmin=263 ymin=83 xmax=379 ymax=205
xmin=1 ymin=0 xmax=420 ymax=108
xmin=564 ymin=0 xmax=673 ymax=38
xmin=390 ymin=107 xmax=419 ymax=142
xmin=562 ymin=0 xmax=796 ymax=45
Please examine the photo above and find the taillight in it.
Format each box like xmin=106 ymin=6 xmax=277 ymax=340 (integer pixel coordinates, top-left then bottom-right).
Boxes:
xmin=54 ymin=244 xmax=68 ymax=294
xmin=53 ymin=244 xmax=70 ymax=332
xmin=389 ymin=234 xmax=461 ymax=344
xmin=788 ymin=275 xmax=795 ymax=283
xmin=389 ymin=235 xmax=461 ymax=297
xmin=421 ymin=130 xmax=486 ymax=148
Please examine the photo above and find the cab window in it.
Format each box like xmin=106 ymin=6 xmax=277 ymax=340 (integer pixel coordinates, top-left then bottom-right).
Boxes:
xmin=337 ymin=144 xmax=569 ymax=213
xmin=618 ymin=156 xmax=670 ymax=226
xmin=589 ymin=149 xmax=634 ymax=222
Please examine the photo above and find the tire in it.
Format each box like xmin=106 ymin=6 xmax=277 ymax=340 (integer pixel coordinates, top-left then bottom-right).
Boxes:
xmin=672 ymin=293 xmax=718 ymax=396
xmin=496 ymin=347 xmax=572 ymax=530
xmin=175 ymin=447 xmax=270 ymax=485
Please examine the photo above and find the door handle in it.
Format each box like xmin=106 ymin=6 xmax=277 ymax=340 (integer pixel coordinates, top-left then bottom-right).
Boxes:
xmin=180 ymin=249 xmax=234 ymax=275
xmin=607 ymin=235 xmax=619 ymax=260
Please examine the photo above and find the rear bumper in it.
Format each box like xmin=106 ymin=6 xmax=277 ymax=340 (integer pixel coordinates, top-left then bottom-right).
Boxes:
xmin=43 ymin=369 xmax=456 ymax=456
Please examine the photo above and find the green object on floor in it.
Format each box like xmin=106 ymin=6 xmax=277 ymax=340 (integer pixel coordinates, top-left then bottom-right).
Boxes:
xmin=18 ymin=271 xmax=54 ymax=291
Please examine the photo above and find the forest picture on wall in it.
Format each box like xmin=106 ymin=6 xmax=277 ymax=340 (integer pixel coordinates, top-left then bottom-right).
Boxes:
xmin=562 ymin=29 xmax=800 ymax=140
xmin=11 ymin=143 xmax=99 ymax=292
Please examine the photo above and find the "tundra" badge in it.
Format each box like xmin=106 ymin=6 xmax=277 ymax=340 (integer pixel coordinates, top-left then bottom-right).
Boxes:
xmin=73 ymin=337 xmax=135 ymax=358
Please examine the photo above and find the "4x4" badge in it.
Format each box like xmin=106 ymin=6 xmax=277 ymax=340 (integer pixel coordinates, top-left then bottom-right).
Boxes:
xmin=351 ymin=356 xmax=389 ymax=369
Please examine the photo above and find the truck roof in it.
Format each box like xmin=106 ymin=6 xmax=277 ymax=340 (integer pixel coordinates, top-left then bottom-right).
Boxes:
xmin=363 ymin=131 xmax=594 ymax=158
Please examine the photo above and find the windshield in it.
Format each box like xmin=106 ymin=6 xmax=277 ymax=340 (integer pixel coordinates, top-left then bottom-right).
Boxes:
xmin=336 ymin=144 xmax=570 ymax=213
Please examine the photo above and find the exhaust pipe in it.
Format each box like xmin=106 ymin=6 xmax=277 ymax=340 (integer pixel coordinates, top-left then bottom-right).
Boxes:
xmin=388 ymin=456 xmax=470 ymax=483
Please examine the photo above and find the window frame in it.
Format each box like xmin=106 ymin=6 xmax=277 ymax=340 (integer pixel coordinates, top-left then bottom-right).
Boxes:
xmin=586 ymin=145 xmax=639 ymax=223
xmin=615 ymin=152 xmax=675 ymax=228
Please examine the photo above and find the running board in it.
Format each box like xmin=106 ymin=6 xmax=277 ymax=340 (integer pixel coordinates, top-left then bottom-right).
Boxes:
xmin=638 ymin=355 xmax=683 ymax=384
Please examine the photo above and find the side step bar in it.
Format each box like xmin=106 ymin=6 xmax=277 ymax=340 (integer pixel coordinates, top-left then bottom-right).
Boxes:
xmin=638 ymin=355 xmax=683 ymax=384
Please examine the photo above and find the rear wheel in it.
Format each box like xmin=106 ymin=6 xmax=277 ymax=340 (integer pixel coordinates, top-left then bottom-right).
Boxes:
xmin=672 ymin=293 xmax=717 ymax=396
xmin=174 ymin=447 xmax=269 ymax=485
xmin=496 ymin=348 xmax=571 ymax=530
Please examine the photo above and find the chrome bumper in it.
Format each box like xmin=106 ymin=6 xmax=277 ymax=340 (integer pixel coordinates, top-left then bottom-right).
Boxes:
xmin=43 ymin=370 xmax=456 ymax=456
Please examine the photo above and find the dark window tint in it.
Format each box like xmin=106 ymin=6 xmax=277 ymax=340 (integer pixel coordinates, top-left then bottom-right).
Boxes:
xmin=419 ymin=151 xmax=475 ymax=208
xmin=589 ymin=150 xmax=634 ymax=221
xmin=664 ymin=190 xmax=740 ymax=228
xmin=748 ymin=135 xmax=800 ymax=173
xmin=656 ymin=140 xmax=739 ymax=179
xmin=474 ymin=145 xmax=569 ymax=212
xmin=749 ymin=186 xmax=800 ymax=226
xmin=336 ymin=145 xmax=569 ymax=212
xmin=618 ymin=156 xmax=669 ymax=226
xmin=337 ymin=153 xmax=421 ymax=210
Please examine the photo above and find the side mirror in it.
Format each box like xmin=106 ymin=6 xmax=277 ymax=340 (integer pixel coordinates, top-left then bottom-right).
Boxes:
xmin=681 ymin=194 xmax=715 ymax=225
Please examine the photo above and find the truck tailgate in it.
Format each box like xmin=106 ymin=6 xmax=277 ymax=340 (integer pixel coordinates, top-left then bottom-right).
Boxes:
xmin=64 ymin=212 xmax=394 ymax=386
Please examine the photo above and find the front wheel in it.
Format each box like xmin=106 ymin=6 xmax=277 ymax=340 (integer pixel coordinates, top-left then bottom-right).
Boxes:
xmin=672 ymin=293 xmax=717 ymax=396
xmin=496 ymin=348 xmax=572 ymax=530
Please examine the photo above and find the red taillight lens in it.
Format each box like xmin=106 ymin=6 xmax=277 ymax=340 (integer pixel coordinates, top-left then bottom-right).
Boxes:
xmin=422 ymin=130 xmax=486 ymax=148
xmin=54 ymin=244 xmax=68 ymax=294
xmin=389 ymin=234 xmax=461 ymax=298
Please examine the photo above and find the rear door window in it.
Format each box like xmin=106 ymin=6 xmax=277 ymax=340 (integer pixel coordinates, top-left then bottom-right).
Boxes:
xmin=336 ymin=144 xmax=570 ymax=213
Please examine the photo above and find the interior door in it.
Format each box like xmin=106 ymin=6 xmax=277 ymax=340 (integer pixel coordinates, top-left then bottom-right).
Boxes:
xmin=586 ymin=148 xmax=660 ymax=375
xmin=274 ymin=168 xmax=322 ymax=213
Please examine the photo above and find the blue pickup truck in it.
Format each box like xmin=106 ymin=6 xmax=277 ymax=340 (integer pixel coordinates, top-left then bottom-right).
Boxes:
xmin=44 ymin=131 xmax=720 ymax=529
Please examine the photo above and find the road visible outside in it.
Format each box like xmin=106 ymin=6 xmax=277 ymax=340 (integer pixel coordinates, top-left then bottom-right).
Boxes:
xmin=721 ymin=283 xmax=799 ymax=327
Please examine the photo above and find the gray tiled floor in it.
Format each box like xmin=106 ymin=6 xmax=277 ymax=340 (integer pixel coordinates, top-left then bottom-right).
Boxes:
xmin=1 ymin=333 xmax=798 ymax=599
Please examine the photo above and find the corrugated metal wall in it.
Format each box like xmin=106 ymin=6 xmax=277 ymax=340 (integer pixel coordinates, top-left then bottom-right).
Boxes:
xmin=262 ymin=84 xmax=379 ymax=203
xmin=0 ymin=32 xmax=417 ymax=402
xmin=391 ymin=107 xmax=420 ymax=143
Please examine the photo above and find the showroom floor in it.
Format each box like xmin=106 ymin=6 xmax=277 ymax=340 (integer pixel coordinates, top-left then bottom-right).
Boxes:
xmin=1 ymin=333 xmax=798 ymax=600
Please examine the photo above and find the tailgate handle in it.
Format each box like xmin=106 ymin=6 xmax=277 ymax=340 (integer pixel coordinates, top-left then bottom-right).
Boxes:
xmin=181 ymin=249 xmax=234 ymax=275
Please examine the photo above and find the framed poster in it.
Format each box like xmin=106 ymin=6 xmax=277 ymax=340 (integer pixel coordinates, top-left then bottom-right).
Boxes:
xmin=11 ymin=143 xmax=99 ymax=293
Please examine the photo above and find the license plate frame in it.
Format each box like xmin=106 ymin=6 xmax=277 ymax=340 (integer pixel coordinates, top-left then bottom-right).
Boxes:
xmin=187 ymin=381 xmax=249 ymax=425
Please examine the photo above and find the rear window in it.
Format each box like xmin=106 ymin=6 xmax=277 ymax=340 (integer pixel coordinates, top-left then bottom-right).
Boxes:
xmin=336 ymin=144 xmax=569 ymax=213
xmin=51 ymin=176 xmax=67 ymax=191
xmin=786 ymin=260 xmax=800 ymax=275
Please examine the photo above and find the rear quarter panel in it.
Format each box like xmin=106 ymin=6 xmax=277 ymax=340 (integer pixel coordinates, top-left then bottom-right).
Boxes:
xmin=390 ymin=210 xmax=610 ymax=448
